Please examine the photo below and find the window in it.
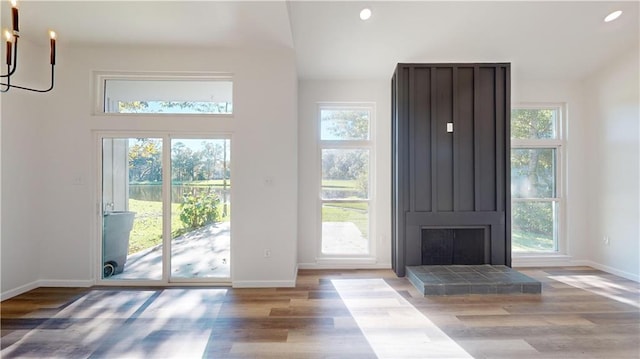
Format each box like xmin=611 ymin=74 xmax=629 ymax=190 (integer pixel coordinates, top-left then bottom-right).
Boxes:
xmin=319 ymin=105 xmax=374 ymax=256
xmin=511 ymin=106 xmax=564 ymax=253
xmin=97 ymin=74 xmax=233 ymax=114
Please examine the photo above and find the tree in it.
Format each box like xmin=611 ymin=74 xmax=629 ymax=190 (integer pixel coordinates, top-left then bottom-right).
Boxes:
xmin=118 ymin=101 xmax=149 ymax=113
xmin=159 ymin=101 xmax=231 ymax=114
xmin=511 ymin=109 xmax=556 ymax=236
xmin=511 ymin=109 xmax=554 ymax=140
xmin=128 ymin=138 xmax=162 ymax=182
xmin=323 ymin=110 xmax=369 ymax=140
xmin=511 ymin=109 xmax=555 ymax=197
xmin=117 ymin=101 xmax=231 ymax=114
xmin=201 ymin=141 xmax=224 ymax=180
xmin=172 ymin=142 xmax=201 ymax=182
xmin=322 ymin=149 xmax=368 ymax=181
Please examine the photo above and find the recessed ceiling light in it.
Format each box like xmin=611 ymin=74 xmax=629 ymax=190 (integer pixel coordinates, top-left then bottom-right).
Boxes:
xmin=360 ymin=8 xmax=372 ymax=21
xmin=604 ymin=10 xmax=622 ymax=22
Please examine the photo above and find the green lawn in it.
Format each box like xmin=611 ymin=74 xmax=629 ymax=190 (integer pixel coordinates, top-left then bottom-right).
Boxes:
xmin=126 ymin=198 xmax=230 ymax=254
xmin=322 ymin=179 xmax=358 ymax=190
xmin=512 ymin=230 xmax=554 ymax=252
xmin=128 ymin=199 xmax=178 ymax=254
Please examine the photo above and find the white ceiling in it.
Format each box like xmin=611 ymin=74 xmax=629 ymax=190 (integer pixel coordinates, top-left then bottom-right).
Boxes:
xmin=288 ymin=1 xmax=639 ymax=80
xmin=3 ymin=1 xmax=638 ymax=81
xmin=2 ymin=1 xmax=293 ymax=48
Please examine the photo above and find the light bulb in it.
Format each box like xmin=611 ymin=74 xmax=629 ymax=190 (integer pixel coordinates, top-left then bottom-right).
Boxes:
xmin=604 ymin=10 xmax=622 ymax=22
xmin=360 ymin=8 xmax=372 ymax=21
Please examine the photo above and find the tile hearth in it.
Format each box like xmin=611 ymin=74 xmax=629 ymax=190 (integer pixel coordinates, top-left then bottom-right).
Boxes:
xmin=407 ymin=265 xmax=542 ymax=295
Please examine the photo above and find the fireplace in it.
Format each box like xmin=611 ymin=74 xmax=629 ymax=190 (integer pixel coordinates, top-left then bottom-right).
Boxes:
xmin=391 ymin=63 xmax=511 ymax=276
xmin=421 ymin=227 xmax=489 ymax=265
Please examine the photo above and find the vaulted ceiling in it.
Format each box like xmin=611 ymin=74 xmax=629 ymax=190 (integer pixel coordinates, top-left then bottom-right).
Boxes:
xmin=3 ymin=1 xmax=638 ymax=81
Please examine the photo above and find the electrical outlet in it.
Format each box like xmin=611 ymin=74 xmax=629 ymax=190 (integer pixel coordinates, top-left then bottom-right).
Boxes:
xmin=264 ymin=249 xmax=271 ymax=258
xmin=72 ymin=175 xmax=84 ymax=185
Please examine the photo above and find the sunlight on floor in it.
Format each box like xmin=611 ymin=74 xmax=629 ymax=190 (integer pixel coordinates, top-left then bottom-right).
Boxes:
xmin=332 ymin=278 xmax=472 ymax=359
xmin=0 ymin=289 xmax=228 ymax=358
xmin=549 ymin=275 xmax=640 ymax=308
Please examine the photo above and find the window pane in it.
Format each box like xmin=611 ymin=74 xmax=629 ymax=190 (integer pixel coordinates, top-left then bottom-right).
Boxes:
xmin=511 ymin=148 xmax=556 ymax=198
xmin=511 ymin=109 xmax=557 ymax=140
xmin=320 ymin=109 xmax=370 ymax=140
xmin=322 ymin=149 xmax=369 ymax=199
xmin=102 ymin=138 xmax=163 ymax=280
xmin=322 ymin=202 xmax=369 ymax=255
xmin=104 ymin=79 xmax=232 ymax=114
xmin=512 ymin=201 xmax=557 ymax=252
xmin=171 ymin=139 xmax=231 ymax=279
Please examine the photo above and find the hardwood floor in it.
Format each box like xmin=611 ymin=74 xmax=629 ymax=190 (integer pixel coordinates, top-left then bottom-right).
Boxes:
xmin=1 ymin=267 xmax=639 ymax=358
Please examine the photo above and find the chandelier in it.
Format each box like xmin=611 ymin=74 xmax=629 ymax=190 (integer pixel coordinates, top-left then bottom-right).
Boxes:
xmin=1 ymin=0 xmax=56 ymax=93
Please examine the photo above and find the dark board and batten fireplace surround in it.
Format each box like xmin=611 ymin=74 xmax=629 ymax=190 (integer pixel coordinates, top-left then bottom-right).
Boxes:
xmin=391 ymin=63 xmax=511 ymax=277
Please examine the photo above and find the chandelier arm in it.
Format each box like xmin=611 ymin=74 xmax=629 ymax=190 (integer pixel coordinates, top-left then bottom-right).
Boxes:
xmin=0 ymin=2 xmax=55 ymax=93
xmin=0 ymin=64 xmax=54 ymax=93
xmin=0 ymin=37 xmax=18 ymax=78
xmin=0 ymin=64 xmax=10 ymax=92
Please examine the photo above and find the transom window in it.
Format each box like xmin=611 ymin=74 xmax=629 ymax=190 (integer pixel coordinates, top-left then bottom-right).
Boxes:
xmin=511 ymin=106 xmax=564 ymax=253
xmin=97 ymin=74 xmax=233 ymax=115
xmin=319 ymin=105 xmax=374 ymax=256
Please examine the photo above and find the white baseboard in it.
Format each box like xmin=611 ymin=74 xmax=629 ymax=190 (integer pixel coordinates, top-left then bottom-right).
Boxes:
xmin=231 ymin=264 xmax=299 ymax=288
xmin=37 ymin=279 xmax=94 ymax=288
xmin=1 ymin=280 xmax=40 ymax=301
xmin=232 ymin=279 xmax=296 ymax=288
xmin=512 ymin=254 xmax=577 ymax=267
xmin=298 ymin=262 xmax=392 ymax=270
xmin=2 ymin=279 xmax=95 ymax=301
xmin=581 ymin=260 xmax=640 ymax=282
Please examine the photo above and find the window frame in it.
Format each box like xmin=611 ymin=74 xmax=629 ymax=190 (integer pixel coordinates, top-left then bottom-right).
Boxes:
xmin=317 ymin=103 xmax=376 ymax=259
xmin=93 ymin=71 xmax=234 ymax=117
xmin=94 ymin=131 xmax=233 ymax=286
xmin=511 ymin=103 xmax=566 ymax=254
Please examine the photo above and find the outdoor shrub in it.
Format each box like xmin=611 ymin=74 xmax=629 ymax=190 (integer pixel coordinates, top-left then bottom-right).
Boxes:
xmin=179 ymin=192 xmax=221 ymax=229
xmin=512 ymin=202 xmax=553 ymax=235
xmin=356 ymin=171 xmax=368 ymax=197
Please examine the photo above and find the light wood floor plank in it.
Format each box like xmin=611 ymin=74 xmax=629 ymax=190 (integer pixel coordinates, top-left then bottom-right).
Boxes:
xmin=1 ymin=267 xmax=638 ymax=358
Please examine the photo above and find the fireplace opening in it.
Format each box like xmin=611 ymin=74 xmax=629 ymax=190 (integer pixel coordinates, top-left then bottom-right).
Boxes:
xmin=421 ymin=228 xmax=489 ymax=265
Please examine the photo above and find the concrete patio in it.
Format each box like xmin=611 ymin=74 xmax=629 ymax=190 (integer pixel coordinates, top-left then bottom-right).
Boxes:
xmin=108 ymin=222 xmax=230 ymax=280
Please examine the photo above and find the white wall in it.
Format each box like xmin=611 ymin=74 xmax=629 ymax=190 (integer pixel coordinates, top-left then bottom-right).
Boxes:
xmin=2 ymin=43 xmax=299 ymax=296
xmin=1 ymin=41 xmax=48 ymax=298
xmin=297 ymin=80 xmax=391 ymax=268
xmin=582 ymin=49 xmax=639 ymax=281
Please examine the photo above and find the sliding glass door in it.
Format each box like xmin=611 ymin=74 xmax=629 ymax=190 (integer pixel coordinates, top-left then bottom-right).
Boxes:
xmin=100 ymin=135 xmax=231 ymax=283
xmin=170 ymin=138 xmax=231 ymax=280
